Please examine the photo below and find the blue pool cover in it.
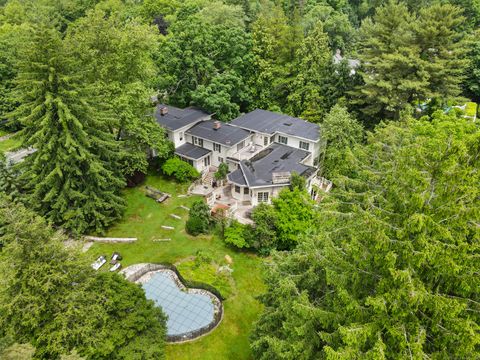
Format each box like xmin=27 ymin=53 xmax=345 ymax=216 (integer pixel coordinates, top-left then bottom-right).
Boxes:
xmin=142 ymin=272 xmax=215 ymax=336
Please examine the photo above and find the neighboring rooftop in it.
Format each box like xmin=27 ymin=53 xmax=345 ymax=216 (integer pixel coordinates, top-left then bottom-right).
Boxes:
xmin=155 ymin=104 xmax=211 ymax=131
xmin=228 ymin=143 xmax=316 ymax=188
xmin=230 ymin=109 xmax=320 ymax=141
xmin=175 ymin=142 xmax=211 ymax=160
xmin=187 ymin=120 xmax=251 ymax=146
xmin=333 ymin=49 xmax=360 ymax=74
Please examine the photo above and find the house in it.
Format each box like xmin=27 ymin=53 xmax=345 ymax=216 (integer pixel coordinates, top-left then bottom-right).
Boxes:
xmin=155 ymin=105 xmax=327 ymax=216
xmin=154 ymin=104 xmax=212 ymax=148
xmin=333 ymin=49 xmax=360 ymax=75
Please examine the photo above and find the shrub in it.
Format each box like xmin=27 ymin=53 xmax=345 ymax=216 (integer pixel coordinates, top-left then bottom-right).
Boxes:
xmin=214 ymin=162 xmax=229 ymax=181
xmin=224 ymin=221 xmax=251 ymax=249
xmin=186 ymin=200 xmax=212 ymax=235
xmin=162 ymin=157 xmax=200 ymax=183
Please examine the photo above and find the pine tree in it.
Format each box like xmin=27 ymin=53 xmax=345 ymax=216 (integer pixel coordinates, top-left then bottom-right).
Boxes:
xmin=352 ymin=0 xmax=428 ymax=121
xmin=10 ymin=25 xmax=125 ymax=234
xmin=415 ymin=3 xmax=469 ymax=103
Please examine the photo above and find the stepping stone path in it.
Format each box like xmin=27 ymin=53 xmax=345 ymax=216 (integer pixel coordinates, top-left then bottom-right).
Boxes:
xmin=153 ymin=238 xmax=171 ymax=242
xmin=177 ymin=195 xmax=188 ymax=198
xmin=161 ymin=225 xmax=175 ymax=230
xmin=170 ymin=214 xmax=181 ymax=220
xmin=180 ymin=205 xmax=190 ymax=211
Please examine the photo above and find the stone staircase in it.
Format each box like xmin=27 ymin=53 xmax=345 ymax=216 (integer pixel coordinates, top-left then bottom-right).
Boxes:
xmin=202 ymin=168 xmax=216 ymax=186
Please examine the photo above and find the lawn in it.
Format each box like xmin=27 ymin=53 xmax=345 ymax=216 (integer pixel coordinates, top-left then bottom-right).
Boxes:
xmin=0 ymin=132 xmax=21 ymax=154
xmin=88 ymin=174 xmax=265 ymax=360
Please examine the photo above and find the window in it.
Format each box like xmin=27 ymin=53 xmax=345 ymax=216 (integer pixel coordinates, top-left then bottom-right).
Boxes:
xmin=264 ymin=136 xmax=268 ymax=146
xmin=218 ymin=157 xmax=224 ymax=163
xmin=299 ymin=141 xmax=310 ymax=151
xmin=243 ymin=187 xmax=249 ymax=195
xmin=235 ymin=185 xmax=240 ymax=193
xmin=214 ymin=143 xmax=221 ymax=152
xmin=180 ymin=157 xmax=193 ymax=166
xmin=278 ymin=135 xmax=288 ymax=145
xmin=192 ymin=136 xmax=203 ymax=147
xmin=203 ymin=156 xmax=210 ymax=167
xmin=270 ymin=136 xmax=275 ymax=143
xmin=257 ymin=192 xmax=269 ymax=203
xmin=236 ymin=140 xmax=245 ymax=152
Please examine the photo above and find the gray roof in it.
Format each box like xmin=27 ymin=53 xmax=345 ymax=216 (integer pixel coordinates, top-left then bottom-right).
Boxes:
xmin=175 ymin=143 xmax=211 ymax=160
xmin=187 ymin=120 xmax=251 ymax=146
xmin=228 ymin=169 xmax=247 ymax=186
xmin=155 ymin=104 xmax=211 ymax=131
xmin=228 ymin=143 xmax=316 ymax=188
xmin=230 ymin=109 xmax=320 ymax=141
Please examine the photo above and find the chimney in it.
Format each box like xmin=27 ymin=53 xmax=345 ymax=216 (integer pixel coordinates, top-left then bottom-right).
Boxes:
xmin=160 ymin=106 xmax=168 ymax=116
xmin=213 ymin=121 xmax=221 ymax=130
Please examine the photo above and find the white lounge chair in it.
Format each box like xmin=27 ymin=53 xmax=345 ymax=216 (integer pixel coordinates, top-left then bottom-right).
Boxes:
xmin=110 ymin=262 xmax=121 ymax=272
xmin=91 ymin=255 xmax=107 ymax=271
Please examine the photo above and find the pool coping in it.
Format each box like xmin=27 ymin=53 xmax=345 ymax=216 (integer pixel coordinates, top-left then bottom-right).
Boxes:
xmin=120 ymin=263 xmax=223 ymax=343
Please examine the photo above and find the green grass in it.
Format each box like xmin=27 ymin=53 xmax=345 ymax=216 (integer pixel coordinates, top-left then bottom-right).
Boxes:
xmin=0 ymin=133 xmax=21 ymax=154
xmin=465 ymin=102 xmax=477 ymax=117
xmin=88 ymin=175 xmax=265 ymax=360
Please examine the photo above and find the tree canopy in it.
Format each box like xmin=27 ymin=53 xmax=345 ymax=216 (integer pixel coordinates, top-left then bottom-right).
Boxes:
xmin=0 ymin=198 xmax=167 ymax=359
xmin=252 ymin=111 xmax=480 ymax=358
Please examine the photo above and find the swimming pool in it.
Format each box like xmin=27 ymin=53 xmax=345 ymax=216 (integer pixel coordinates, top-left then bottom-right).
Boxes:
xmin=142 ymin=271 xmax=216 ymax=337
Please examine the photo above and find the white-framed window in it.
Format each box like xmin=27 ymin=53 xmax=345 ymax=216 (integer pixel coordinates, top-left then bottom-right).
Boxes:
xmin=192 ymin=136 xmax=203 ymax=147
xmin=270 ymin=135 xmax=275 ymax=143
xmin=235 ymin=185 xmax=241 ymax=193
xmin=299 ymin=141 xmax=310 ymax=151
xmin=278 ymin=135 xmax=288 ymax=145
xmin=218 ymin=157 xmax=224 ymax=163
xmin=237 ymin=140 xmax=245 ymax=152
xmin=243 ymin=187 xmax=249 ymax=195
xmin=264 ymin=136 xmax=268 ymax=146
xmin=214 ymin=143 xmax=221 ymax=152
xmin=257 ymin=191 xmax=269 ymax=203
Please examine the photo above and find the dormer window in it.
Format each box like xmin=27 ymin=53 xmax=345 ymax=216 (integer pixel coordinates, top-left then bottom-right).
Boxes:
xmin=299 ymin=141 xmax=309 ymax=151
xmin=278 ymin=135 xmax=288 ymax=145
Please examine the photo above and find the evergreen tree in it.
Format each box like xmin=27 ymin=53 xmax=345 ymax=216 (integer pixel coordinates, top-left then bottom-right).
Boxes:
xmin=66 ymin=6 xmax=171 ymax=176
xmin=0 ymin=155 xmax=21 ymax=201
xmin=415 ymin=3 xmax=469 ymax=103
xmin=251 ymin=112 xmax=480 ymax=359
xmin=287 ymin=23 xmax=331 ymax=122
xmin=10 ymin=25 xmax=125 ymax=234
xmin=249 ymin=3 xmax=297 ymax=111
xmin=320 ymin=104 xmax=364 ymax=178
xmin=464 ymin=31 xmax=480 ymax=101
xmin=0 ymin=198 xmax=167 ymax=359
xmin=352 ymin=1 xmax=428 ymax=121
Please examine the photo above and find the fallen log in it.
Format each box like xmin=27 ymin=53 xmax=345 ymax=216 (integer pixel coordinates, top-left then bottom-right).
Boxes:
xmin=84 ymin=236 xmax=137 ymax=243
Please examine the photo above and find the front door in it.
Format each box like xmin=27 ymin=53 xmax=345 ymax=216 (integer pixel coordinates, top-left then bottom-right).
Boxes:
xmin=204 ymin=156 xmax=210 ymax=167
